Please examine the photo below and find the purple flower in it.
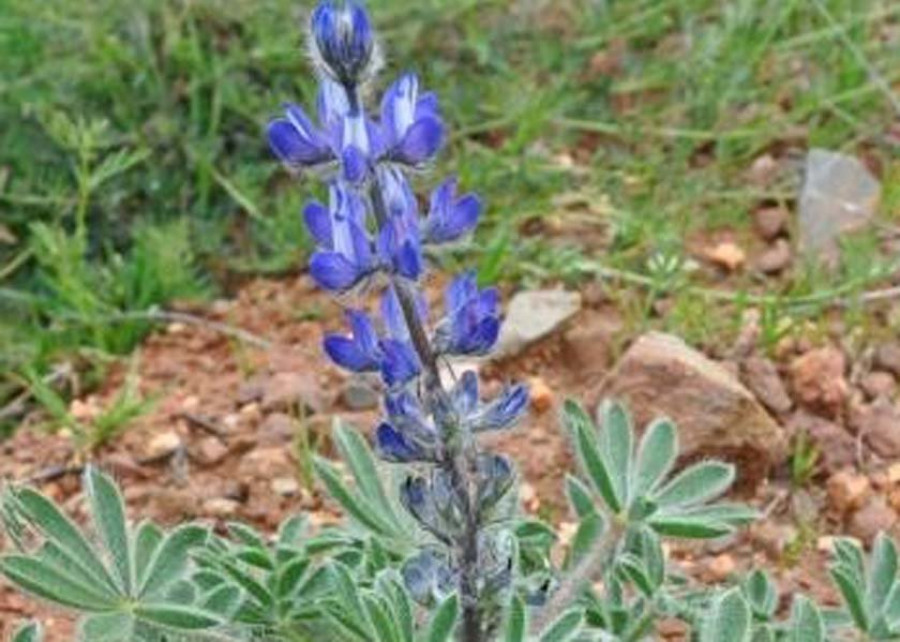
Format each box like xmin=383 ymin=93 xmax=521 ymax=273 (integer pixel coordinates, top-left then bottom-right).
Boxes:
xmin=433 ymin=272 xmax=500 ymax=356
xmin=323 ymin=310 xmax=381 ymax=373
xmin=310 ymin=0 xmax=375 ymax=85
xmin=423 ymin=177 xmax=481 ymax=244
xmin=308 ymin=183 xmax=375 ymax=292
xmin=375 ymin=166 xmax=423 ymax=280
xmin=267 ymin=104 xmax=333 ymax=168
xmin=449 ymin=371 xmax=529 ymax=433
xmin=380 ymin=73 xmax=444 ymax=166
xmin=376 ymin=390 xmax=439 ymax=462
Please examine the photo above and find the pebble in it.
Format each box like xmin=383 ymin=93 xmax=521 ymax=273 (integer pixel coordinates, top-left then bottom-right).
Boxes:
xmin=874 ymin=343 xmax=900 ymax=379
xmin=529 ymin=377 xmax=554 ymax=413
xmin=826 ymin=470 xmax=871 ymax=514
xmin=195 ymin=437 xmax=229 ymax=466
xmin=754 ymin=238 xmax=792 ymax=274
xmin=706 ymin=554 xmax=736 ymax=582
xmin=741 ymin=356 xmax=792 ymax=415
xmin=789 ymin=346 xmax=848 ymax=417
xmin=145 ymin=431 xmax=182 ymax=459
xmin=705 ymin=241 xmax=746 ymax=272
xmin=753 ymin=206 xmax=790 ymax=241
xmin=860 ymin=371 xmax=896 ymax=400
xmin=203 ymin=498 xmax=241 ymax=518
xmin=848 ymin=496 xmax=897 ymax=545
xmin=271 ymin=476 xmax=300 ymax=497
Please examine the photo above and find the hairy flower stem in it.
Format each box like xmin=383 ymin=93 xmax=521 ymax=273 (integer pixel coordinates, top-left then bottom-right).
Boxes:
xmin=368 ymin=176 xmax=483 ymax=642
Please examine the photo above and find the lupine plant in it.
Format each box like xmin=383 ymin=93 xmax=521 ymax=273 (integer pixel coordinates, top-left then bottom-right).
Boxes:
xmin=4 ymin=2 xmax=900 ymax=641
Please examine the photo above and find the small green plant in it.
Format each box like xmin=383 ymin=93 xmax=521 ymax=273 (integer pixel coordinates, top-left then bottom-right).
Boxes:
xmin=789 ymin=431 xmax=820 ymax=489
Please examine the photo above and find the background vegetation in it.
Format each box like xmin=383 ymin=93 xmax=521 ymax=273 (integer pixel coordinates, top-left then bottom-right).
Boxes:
xmin=1 ymin=0 xmax=898 ymax=431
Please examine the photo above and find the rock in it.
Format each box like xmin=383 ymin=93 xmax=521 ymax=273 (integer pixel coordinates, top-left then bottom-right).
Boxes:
xmin=203 ymin=497 xmax=240 ymax=518
xmin=787 ymin=411 xmax=856 ymax=474
xmin=145 ymin=431 xmax=182 ymax=459
xmin=705 ymin=554 xmax=737 ymax=582
xmin=874 ymin=343 xmax=900 ymax=379
xmin=340 ymin=377 xmax=380 ymax=410
xmin=195 ymin=436 xmax=229 ymax=466
xmin=529 ymin=377 xmax=554 ymax=414
xmin=848 ymin=496 xmax=897 ymax=545
xmin=752 ymin=521 xmax=798 ymax=559
xmin=597 ymin=332 xmax=786 ymax=486
xmin=789 ymin=347 xmax=847 ymax=417
xmin=704 ymin=241 xmax=746 ymax=272
xmin=861 ymin=372 xmax=896 ymax=400
xmin=560 ymin=312 xmax=621 ymax=382
xmin=754 ymin=206 xmax=790 ymax=241
xmin=852 ymin=398 xmax=900 ymax=459
xmin=261 ymin=372 xmax=326 ymax=414
xmin=237 ymin=378 xmax=266 ymax=405
xmin=271 ymin=476 xmax=300 ymax=497
xmin=740 ymin=356 xmax=792 ymax=415
xmin=494 ymin=290 xmax=582 ymax=358
xmin=827 ymin=470 xmax=871 ymax=514
xmin=747 ymin=154 xmax=779 ymax=187
xmin=754 ymin=239 xmax=792 ymax=274
xmin=258 ymin=413 xmax=296 ymax=446
xmin=798 ymin=148 xmax=882 ymax=265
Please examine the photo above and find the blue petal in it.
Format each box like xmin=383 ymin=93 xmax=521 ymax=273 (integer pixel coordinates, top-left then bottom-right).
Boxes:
xmin=380 ymin=286 xmax=409 ymax=341
xmin=395 ymin=116 xmax=444 ymax=165
xmin=445 ymin=272 xmax=476 ymax=314
xmin=452 ymin=371 xmax=479 ymax=416
xmin=267 ymin=119 xmax=329 ymax=166
xmin=396 ymin=240 xmax=423 ymax=280
xmin=303 ymin=201 xmax=332 ymax=248
xmin=309 ymin=251 xmax=365 ymax=292
xmin=347 ymin=310 xmax=380 ymax=357
xmin=376 ymin=422 xmax=427 ymax=463
xmin=476 ymin=384 xmax=529 ymax=432
xmin=317 ymin=77 xmax=350 ymax=128
xmin=380 ymin=339 xmax=421 ymax=387
xmin=323 ymin=335 xmax=379 ymax=372
xmin=342 ymin=145 xmax=368 ymax=183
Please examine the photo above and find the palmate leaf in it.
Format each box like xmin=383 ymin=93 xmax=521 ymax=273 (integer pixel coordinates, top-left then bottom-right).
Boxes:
xmin=598 ymin=400 xmax=633 ymax=510
xmin=651 ymin=461 xmax=735 ymax=510
xmin=80 ymin=612 xmax=134 ymax=642
xmin=12 ymin=621 xmax=42 ymax=642
xmin=632 ymin=417 xmax=677 ymax=496
xmin=788 ymin=596 xmax=825 ymax=642
xmin=743 ymin=570 xmax=777 ymax=619
xmin=503 ymin=595 xmax=527 ymax=642
xmin=133 ymin=604 xmax=222 ymax=629
xmin=564 ymin=400 xmax=621 ymax=514
xmin=314 ymin=455 xmax=398 ymax=538
xmin=867 ymin=533 xmax=898 ymax=614
xmin=831 ymin=565 xmax=870 ymax=632
xmin=0 ymin=554 xmax=120 ymax=612
xmin=700 ymin=588 xmax=751 ymax=642
xmin=426 ymin=594 xmax=459 ymax=642
xmin=138 ymin=524 xmax=209 ymax=599
xmin=84 ymin=467 xmax=133 ymax=596
xmin=538 ymin=608 xmax=583 ymax=642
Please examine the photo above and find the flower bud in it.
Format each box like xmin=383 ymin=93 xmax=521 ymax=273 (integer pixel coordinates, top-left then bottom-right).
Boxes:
xmin=310 ymin=1 xmax=375 ymax=86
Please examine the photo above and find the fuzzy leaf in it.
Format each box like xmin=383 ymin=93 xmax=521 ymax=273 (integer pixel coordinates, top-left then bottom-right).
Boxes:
xmin=565 ymin=474 xmax=596 ymax=519
xmin=565 ymin=400 xmax=621 ymax=513
xmin=0 ymin=554 xmax=118 ymax=611
xmin=84 ymin=467 xmax=132 ymax=595
xmin=700 ymin=588 xmax=750 ymax=642
xmin=652 ymin=461 xmax=734 ymax=509
xmin=314 ymin=456 xmax=396 ymax=537
xmin=646 ymin=515 xmax=734 ymax=539
xmin=567 ymin=512 xmax=605 ymax=568
xmin=831 ymin=566 xmax=869 ymax=631
xmin=504 ymin=595 xmax=527 ymax=642
xmin=133 ymin=604 xmax=221 ymax=630
xmin=867 ymin=533 xmax=898 ymax=614
xmin=427 ymin=594 xmax=459 ymax=642
xmin=744 ymin=570 xmax=777 ymax=618
xmin=788 ymin=596 xmax=825 ymax=642
xmin=133 ymin=521 xmax=163 ymax=588
xmin=139 ymin=525 xmax=208 ymax=598
xmin=365 ymin=594 xmax=400 ymax=642
xmin=538 ymin=608 xmax=583 ymax=642
xmin=633 ymin=418 xmax=677 ymax=496
xmin=79 ymin=612 xmax=134 ymax=642
xmin=201 ymin=584 xmax=242 ymax=617
xmin=12 ymin=622 xmax=42 ymax=642
xmin=598 ymin=400 xmax=633 ymax=509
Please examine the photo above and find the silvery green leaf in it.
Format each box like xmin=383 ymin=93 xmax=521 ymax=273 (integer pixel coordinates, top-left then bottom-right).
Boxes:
xmin=79 ymin=612 xmax=134 ymax=642
xmin=334 ymin=421 xmax=403 ymax=532
xmin=84 ymin=467 xmax=132 ymax=596
xmin=598 ymin=400 xmax=633 ymax=509
xmin=277 ymin=555 xmax=312 ymax=598
xmin=867 ymin=533 xmax=897 ymax=614
xmin=565 ymin=400 xmax=621 ymax=513
xmin=652 ymin=461 xmax=734 ymax=509
xmin=646 ymin=515 xmax=734 ymax=539
xmin=833 ymin=538 xmax=866 ymax=589
xmin=226 ymin=521 xmax=267 ymax=549
xmin=743 ymin=570 xmax=777 ymax=619
xmin=36 ymin=541 xmax=119 ymax=602
xmin=427 ymin=594 xmax=459 ymax=642
xmin=567 ymin=512 xmax=605 ymax=568
xmin=504 ymin=595 xmax=527 ymax=642
xmin=831 ymin=566 xmax=869 ymax=631
xmin=12 ymin=487 xmax=118 ymax=594
xmin=12 ymin=621 xmax=42 ymax=642
xmin=538 ymin=608 xmax=583 ymax=642
xmin=884 ymin=582 xmax=900 ymax=630
xmin=788 ymin=596 xmax=825 ymax=642
xmin=751 ymin=625 xmax=774 ymax=642
xmin=618 ymin=553 xmax=655 ymax=598
xmin=632 ymin=417 xmax=677 ymax=497
xmin=565 ymin=474 xmax=596 ymax=518
xmin=700 ymin=588 xmax=750 ymax=642
xmin=201 ymin=583 xmax=242 ymax=617
xmin=133 ymin=520 xmax=163 ymax=589
xmin=138 ymin=524 xmax=208 ymax=599
xmin=0 ymin=554 xmax=118 ymax=611
xmin=377 ymin=573 xmax=413 ymax=642
xmin=314 ymin=455 xmax=397 ymax=537
xmin=133 ymin=604 xmax=221 ymax=630
xmin=364 ymin=593 xmax=400 ymax=642
xmin=218 ymin=557 xmax=273 ymax=609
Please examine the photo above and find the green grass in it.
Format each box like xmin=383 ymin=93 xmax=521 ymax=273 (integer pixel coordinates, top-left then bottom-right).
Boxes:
xmin=1 ymin=0 xmax=898 ymax=426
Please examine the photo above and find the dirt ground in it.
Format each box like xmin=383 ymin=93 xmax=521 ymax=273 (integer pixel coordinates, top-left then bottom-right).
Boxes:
xmin=2 ymin=267 xmax=900 ymax=639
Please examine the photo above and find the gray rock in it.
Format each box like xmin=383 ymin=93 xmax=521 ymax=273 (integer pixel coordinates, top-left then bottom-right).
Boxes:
xmin=597 ymin=332 xmax=786 ymax=487
xmin=494 ymin=290 xmax=581 ymax=358
xmin=798 ymin=148 xmax=881 ymax=265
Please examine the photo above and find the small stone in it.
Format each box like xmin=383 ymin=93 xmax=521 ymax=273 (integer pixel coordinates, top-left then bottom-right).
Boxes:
xmin=747 ymin=154 xmax=779 ymax=187
xmin=271 ymin=476 xmax=300 ymax=497
xmin=849 ymin=496 xmax=897 ymax=545
xmin=827 ymin=470 xmax=871 ymax=514
xmin=261 ymin=372 xmax=326 ymax=414
xmin=529 ymin=377 xmax=554 ymax=413
xmin=817 ymin=535 xmax=840 ymax=553
xmin=340 ymin=377 xmax=380 ymax=410
xmin=874 ymin=343 xmax=900 ymax=379
xmin=741 ymin=356 xmax=792 ymax=415
xmin=258 ymin=413 xmax=295 ymax=446
xmin=195 ymin=437 xmax=229 ymax=466
xmin=861 ymin=372 xmax=897 ymax=400
xmin=852 ymin=398 xmax=900 ymax=458
xmin=754 ymin=206 xmax=790 ymax=241
xmin=705 ymin=241 xmax=746 ymax=272
xmin=203 ymin=498 xmax=240 ymax=518
xmin=145 ymin=431 xmax=182 ymax=459
xmin=790 ymin=347 xmax=847 ymax=417
xmin=888 ymin=463 xmax=900 ymax=485
xmin=752 ymin=521 xmax=797 ymax=559
xmin=706 ymin=554 xmax=737 ymax=582
xmin=798 ymin=148 xmax=881 ymax=265
xmin=239 ymin=402 xmax=262 ymax=421
xmin=181 ymin=395 xmax=200 ymax=411
xmin=222 ymin=413 xmax=240 ymax=432
xmin=754 ymin=238 xmax=793 ymax=274
xmin=167 ymin=322 xmax=188 ymax=334
xmin=520 ymin=482 xmax=540 ymax=513
xmin=494 ymin=290 xmax=582 ymax=358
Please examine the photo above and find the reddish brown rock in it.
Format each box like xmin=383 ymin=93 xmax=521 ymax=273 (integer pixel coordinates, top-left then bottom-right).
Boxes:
xmin=848 ymin=496 xmax=897 ymax=545
xmin=827 ymin=470 xmax=871 ymax=514
xmin=790 ymin=347 xmax=848 ymax=417
xmin=787 ymin=411 xmax=856 ymax=474
xmin=754 ymin=206 xmax=790 ymax=241
xmin=851 ymin=398 xmax=900 ymax=459
xmin=861 ymin=372 xmax=897 ymax=400
xmin=597 ymin=332 xmax=786 ymax=486
xmin=740 ymin=356 xmax=792 ymax=415
xmin=875 ymin=343 xmax=900 ymax=379
xmin=754 ymin=239 xmax=792 ymax=274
